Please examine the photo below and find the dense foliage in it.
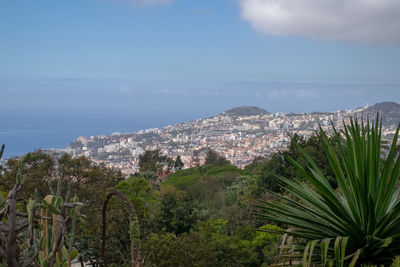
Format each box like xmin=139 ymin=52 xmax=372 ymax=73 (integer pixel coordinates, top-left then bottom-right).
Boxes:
xmin=0 ymin=147 xmax=84 ymax=266
xmin=246 ymin=130 xmax=341 ymax=196
xmin=257 ymin=118 xmax=400 ymax=266
xmin=1 ymin=120 xmax=399 ymax=266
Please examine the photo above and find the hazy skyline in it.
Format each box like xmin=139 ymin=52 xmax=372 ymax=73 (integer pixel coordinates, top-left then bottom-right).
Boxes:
xmin=1 ymin=0 xmax=400 ymax=115
xmin=1 ymin=78 xmax=400 ymax=115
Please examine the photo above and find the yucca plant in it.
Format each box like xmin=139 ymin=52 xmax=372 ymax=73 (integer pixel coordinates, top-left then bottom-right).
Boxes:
xmin=257 ymin=116 xmax=400 ymax=266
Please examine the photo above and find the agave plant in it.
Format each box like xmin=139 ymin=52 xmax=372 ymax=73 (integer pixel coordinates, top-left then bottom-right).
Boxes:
xmin=258 ymin=117 xmax=400 ymax=266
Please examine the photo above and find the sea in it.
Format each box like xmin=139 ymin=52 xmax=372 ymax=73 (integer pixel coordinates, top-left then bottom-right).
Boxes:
xmin=0 ymin=109 xmax=204 ymax=159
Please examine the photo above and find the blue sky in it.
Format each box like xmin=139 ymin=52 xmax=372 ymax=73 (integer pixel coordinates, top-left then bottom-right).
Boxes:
xmin=1 ymin=0 xmax=400 ymax=115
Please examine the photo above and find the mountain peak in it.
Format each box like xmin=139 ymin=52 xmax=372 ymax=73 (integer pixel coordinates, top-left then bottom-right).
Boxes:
xmin=369 ymin=101 xmax=400 ymax=110
xmin=359 ymin=101 xmax=400 ymax=127
xmin=223 ymin=106 xmax=270 ymax=116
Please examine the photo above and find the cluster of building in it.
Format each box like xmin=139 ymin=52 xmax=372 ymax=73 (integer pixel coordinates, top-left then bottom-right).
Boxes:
xmin=66 ymin=105 xmax=399 ymax=175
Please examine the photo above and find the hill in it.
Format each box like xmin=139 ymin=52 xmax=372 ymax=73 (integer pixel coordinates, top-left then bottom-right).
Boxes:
xmin=359 ymin=102 xmax=400 ymax=127
xmin=223 ymin=106 xmax=270 ymax=116
xmin=66 ymin=101 xmax=400 ymax=175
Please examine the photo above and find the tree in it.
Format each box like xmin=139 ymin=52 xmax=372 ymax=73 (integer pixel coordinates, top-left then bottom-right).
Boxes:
xmin=204 ymin=149 xmax=230 ymax=167
xmin=174 ymin=155 xmax=184 ymax=170
xmin=142 ymin=231 xmax=237 ymax=267
xmin=57 ymin=153 xmax=125 ymax=214
xmin=114 ymin=176 xmax=159 ymax=236
xmin=0 ymin=151 xmax=55 ymax=200
xmin=247 ymin=130 xmax=341 ymax=197
xmin=0 ymin=147 xmax=83 ymax=267
xmin=257 ymin=118 xmax=400 ymax=265
xmin=166 ymin=157 xmax=174 ymax=174
xmin=142 ymin=219 xmax=242 ymax=266
xmin=256 ymin=153 xmax=284 ymax=194
xmin=157 ymin=193 xmax=198 ymax=235
xmin=138 ymin=150 xmax=169 ymax=174
xmin=0 ymin=151 xmax=124 ymax=266
xmin=244 ymin=156 xmax=267 ymax=174
xmin=57 ymin=154 xmax=125 ymax=265
xmin=282 ymin=131 xmax=340 ymax=188
xmin=191 ymin=150 xmax=200 ymax=167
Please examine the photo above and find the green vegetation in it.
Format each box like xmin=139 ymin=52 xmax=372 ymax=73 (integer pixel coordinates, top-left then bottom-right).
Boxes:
xmin=0 ymin=150 xmax=83 ymax=267
xmin=257 ymin=117 xmax=400 ymax=266
xmin=138 ymin=149 xmax=169 ymax=174
xmin=1 ymin=116 xmax=399 ymax=266
xmin=0 ymin=152 xmax=125 ymax=266
xmin=174 ymin=155 xmax=184 ymax=170
xmin=246 ymin=130 xmax=341 ymax=196
xmin=138 ymin=150 xmax=186 ymax=175
xmin=204 ymin=149 xmax=231 ymax=167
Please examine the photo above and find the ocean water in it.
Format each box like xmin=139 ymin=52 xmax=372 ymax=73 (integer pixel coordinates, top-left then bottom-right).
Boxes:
xmin=0 ymin=109 xmax=202 ymax=159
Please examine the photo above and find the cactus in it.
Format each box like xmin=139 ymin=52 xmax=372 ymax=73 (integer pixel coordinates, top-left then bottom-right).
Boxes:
xmin=0 ymin=145 xmax=84 ymax=267
xmin=38 ymin=178 xmax=83 ymax=267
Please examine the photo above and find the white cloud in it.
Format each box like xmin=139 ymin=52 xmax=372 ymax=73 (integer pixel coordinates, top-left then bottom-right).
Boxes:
xmin=239 ymin=0 xmax=400 ymax=44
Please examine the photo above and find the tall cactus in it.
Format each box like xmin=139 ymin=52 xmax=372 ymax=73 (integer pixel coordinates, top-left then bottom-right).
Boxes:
xmin=0 ymin=145 xmax=84 ymax=267
xmin=39 ymin=194 xmax=81 ymax=267
xmin=38 ymin=174 xmax=84 ymax=267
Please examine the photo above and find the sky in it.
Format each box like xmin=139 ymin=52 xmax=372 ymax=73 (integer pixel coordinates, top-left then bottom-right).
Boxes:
xmin=1 ymin=0 xmax=400 ymax=116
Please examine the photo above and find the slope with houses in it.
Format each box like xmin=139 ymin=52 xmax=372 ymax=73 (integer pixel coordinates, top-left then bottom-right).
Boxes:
xmin=65 ymin=102 xmax=400 ymax=175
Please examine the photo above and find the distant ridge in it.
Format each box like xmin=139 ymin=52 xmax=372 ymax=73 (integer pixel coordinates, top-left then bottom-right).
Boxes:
xmin=223 ymin=106 xmax=270 ymax=116
xmin=359 ymin=101 xmax=400 ymax=127
xmin=366 ymin=101 xmax=400 ymax=113
xmin=65 ymin=100 xmax=400 ymax=174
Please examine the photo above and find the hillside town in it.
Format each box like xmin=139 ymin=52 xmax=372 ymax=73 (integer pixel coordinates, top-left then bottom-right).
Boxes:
xmin=65 ymin=103 xmax=400 ymax=175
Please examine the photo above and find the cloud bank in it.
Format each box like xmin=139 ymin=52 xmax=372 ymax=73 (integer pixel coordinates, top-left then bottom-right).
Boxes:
xmin=239 ymin=0 xmax=400 ymax=44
